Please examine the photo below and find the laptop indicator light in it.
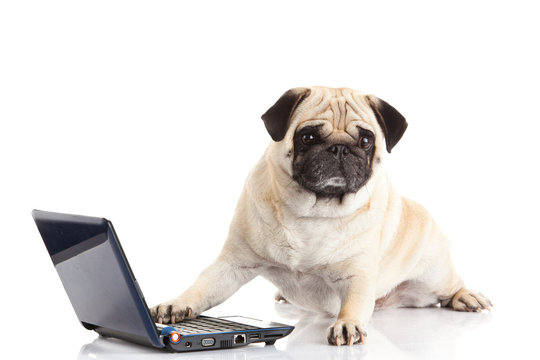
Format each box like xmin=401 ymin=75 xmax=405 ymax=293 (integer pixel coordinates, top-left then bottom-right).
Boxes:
xmin=169 ymin=332 xmax=181 ymax=343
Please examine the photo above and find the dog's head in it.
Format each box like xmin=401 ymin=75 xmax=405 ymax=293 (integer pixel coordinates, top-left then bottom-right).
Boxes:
xmin=261 ymin=86 xmax=407 ymax=198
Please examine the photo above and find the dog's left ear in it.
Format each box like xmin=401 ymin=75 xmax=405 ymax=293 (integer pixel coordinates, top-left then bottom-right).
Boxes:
xmin=367 ymin=95 xmax=408 ymax=153
xmin=261 ymin=87 xmax=311 ymax=142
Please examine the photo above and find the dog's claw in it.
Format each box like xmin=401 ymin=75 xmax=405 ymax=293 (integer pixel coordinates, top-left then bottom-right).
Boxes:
xmin=449 ymin=288 xmax=493 ymax=312
xmin=327 ymin=319 xmax=366 ymax=346
xmin=151 ymin=300 xmax=195 ymax=324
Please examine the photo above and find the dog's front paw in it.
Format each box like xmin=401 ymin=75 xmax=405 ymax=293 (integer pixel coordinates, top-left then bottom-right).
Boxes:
xmin=327 ymin=319 xmax=366 ymax=346
xmin=151 ymin=298 xmax=196 ymax=324
xmin=449 ymin=288 xmax=493 ymax=312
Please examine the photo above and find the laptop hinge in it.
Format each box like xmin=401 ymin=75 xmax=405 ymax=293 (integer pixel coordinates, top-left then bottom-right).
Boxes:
xmin=81 ymin=321 xmax=97 ymax=330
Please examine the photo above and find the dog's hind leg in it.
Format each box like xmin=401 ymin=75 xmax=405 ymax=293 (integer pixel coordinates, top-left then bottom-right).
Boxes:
xmin=427 ymin=253 xmax=493 ymax=312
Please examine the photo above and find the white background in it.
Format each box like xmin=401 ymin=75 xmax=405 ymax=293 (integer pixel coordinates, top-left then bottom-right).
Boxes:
xmin=1 ymin=1 xmax=539 ymax=359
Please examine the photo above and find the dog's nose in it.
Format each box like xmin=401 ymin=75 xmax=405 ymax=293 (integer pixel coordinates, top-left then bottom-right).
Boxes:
xmin=328 ymin=144 xmax=350 ymax=159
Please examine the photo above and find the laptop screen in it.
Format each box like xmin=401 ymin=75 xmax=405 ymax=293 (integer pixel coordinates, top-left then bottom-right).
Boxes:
xmin=33 ymin=210 xmax=162 ymax=348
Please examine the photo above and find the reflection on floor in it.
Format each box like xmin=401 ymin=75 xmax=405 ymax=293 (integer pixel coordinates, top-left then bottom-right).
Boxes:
xmin=77 ymin=303 xmax=498 ymax=360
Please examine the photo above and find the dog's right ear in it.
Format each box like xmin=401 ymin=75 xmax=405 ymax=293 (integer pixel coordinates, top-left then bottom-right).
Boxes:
xmin=261 ymin=87 xmax=311 ymax=142
xmin=367 ymin=95 xmax=408 ymax=153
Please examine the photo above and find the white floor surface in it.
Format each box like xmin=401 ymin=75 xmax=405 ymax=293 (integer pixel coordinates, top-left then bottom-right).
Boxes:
xmin=20 ymin=289 xmax=537 ymax=360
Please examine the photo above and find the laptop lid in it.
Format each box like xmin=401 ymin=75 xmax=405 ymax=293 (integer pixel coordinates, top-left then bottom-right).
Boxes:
xmin=32 ymin=210 xmax=163 ymax=348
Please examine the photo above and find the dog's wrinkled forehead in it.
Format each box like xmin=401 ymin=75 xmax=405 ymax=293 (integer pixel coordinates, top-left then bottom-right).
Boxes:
xmin=261 ymin=86 xmax=407 ymax=153
xmin=293 ymin=87 xmax=376 ymax=135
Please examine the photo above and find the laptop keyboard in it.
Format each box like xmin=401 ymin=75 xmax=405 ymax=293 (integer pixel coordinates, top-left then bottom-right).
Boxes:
xmin=169 ymin=317 xmax=260 ymax=335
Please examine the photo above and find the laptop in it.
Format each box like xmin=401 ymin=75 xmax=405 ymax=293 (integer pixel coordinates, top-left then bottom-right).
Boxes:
xmin=32 ymin=210 xmax=294 ymax=352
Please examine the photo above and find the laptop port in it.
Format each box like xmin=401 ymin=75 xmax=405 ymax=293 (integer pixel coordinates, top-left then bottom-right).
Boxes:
xmin=233 ymin=334 xmax=246 ymax=344
xmin=201 ymin=338 xmax=215 ymax=347
xmin=185 ymin=341 xmax=192 ymax=348
xmin=249 ymin=334 xmax=261 ymax=340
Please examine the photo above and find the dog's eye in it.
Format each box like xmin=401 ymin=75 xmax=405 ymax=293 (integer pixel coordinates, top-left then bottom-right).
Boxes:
xmin=360 ymin=136 xmax=373 ymax=150
xmin=301 ymin=133 xmax=318 ymax=145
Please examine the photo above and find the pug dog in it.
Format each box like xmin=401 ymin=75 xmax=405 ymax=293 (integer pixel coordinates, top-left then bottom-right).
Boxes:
xmin=151 ymin=86 xmax=492 ymax=346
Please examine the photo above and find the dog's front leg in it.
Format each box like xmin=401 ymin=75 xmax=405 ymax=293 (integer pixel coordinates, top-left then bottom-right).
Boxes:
xmin=327 ymin=270 xmax=376 ymax=346
xmin=151 ymin=253 xmax=260 ymax=324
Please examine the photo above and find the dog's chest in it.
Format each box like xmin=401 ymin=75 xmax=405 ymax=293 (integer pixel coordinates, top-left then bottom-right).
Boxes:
xmin=264 ymin=217 xmax=366 ymax=272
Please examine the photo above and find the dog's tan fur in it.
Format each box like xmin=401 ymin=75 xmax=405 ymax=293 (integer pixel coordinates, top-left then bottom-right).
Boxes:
xmin=152 ymin=86 xmax=491 ymax=345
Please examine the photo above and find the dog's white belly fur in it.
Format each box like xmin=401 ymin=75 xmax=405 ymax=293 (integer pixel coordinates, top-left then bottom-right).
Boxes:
xmin=254 ymin=228 xmax=361 ymax=316
xmin=262 ymin=265 xmax=440 ymax=315
xmin=262 ymin=266 xmax=342 ymax=315
xmin=257 ymin=226 xmax=441 ymax=316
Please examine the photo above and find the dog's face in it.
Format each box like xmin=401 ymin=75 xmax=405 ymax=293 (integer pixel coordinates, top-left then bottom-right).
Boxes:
xmin=262 ymin=87 xmax=408 ymax=198
xmin=291 ymin=121 xmax=376 ymax=197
